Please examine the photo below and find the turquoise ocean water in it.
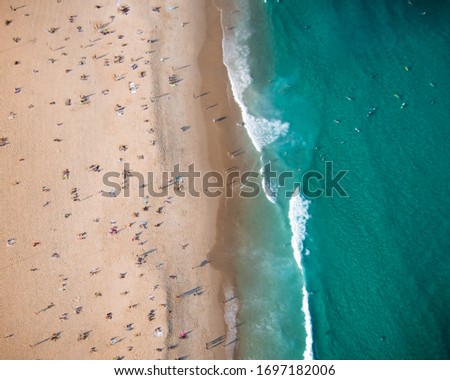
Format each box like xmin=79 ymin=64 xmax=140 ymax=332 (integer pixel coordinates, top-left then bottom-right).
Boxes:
xmin=221 ymin=0 xmax=450 ymax=359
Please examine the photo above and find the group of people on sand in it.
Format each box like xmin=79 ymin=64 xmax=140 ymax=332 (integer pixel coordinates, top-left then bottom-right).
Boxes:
xmin=2 ymin=0 xmax=242 ymax=360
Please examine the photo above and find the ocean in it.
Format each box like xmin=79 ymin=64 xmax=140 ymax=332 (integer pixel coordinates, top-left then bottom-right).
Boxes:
xmin=220 ymin=0 xmax=450 ymax=359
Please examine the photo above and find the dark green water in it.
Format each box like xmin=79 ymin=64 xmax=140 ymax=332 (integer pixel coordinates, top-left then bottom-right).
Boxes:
xmin=224 ymin=0 xmax=450 ymax=359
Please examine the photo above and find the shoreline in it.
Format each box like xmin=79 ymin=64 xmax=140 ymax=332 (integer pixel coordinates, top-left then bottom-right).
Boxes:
xmin=198 ymin=0 xmax=243 ymax=359
xmin=0 ymin=0 xmax=246 ymax=360
xmin=200 ymin=0 xmax=263 ymax=360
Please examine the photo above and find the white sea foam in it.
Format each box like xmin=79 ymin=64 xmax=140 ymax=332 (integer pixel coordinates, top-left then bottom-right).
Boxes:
xmin=288 ymin=194 xmax=314 ymax=360
xmin=259 ymin=162 xmax=277 ymax=203
xmin=223 ymin=282 xmax=239 ymax=359
xmin=220 ymin=5 xmax=289 ymax=152
xmin=262 ymin=178 xmax=277 ymax=204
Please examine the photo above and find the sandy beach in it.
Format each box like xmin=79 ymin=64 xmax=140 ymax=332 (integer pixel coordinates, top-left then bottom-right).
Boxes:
xmin=0 ymin=0 xmax=247 ymax=360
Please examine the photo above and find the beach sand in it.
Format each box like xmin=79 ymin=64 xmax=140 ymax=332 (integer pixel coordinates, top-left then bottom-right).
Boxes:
xmin=0 ymin=0 xmax=247 ymax=360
